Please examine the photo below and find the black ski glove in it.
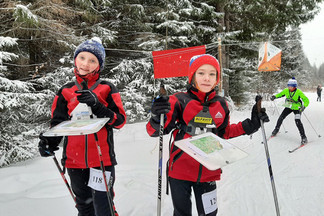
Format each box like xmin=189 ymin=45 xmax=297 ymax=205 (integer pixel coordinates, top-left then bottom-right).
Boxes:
xmin=38 ymin=133 xmax=61 ymax=157
xmin=151 ymin=96 xmax=171 ymax=116
xmin=76 ymin=89 xmax=114 ymax=119
xmin=242 ymin=95 xmax=269 ymax=135
xmin=76 ymin=90 xmax=99 ymax=107
xmin=270 ymin=95 xmax=276 ymax=101
xmin=91 ymin=103 xmax=115 ymax=119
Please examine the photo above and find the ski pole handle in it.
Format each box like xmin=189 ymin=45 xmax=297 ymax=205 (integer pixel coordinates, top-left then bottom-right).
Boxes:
xmin=255 ymin=95 xmax=269 ymax=123
xmin=255 ymin=95 xmax=264 ymax=119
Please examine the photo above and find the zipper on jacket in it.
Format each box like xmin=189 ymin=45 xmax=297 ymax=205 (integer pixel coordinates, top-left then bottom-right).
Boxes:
xmin=196 ymin=164 xmax=203 ymax=183
xmin=85 ymin=135 xmax=89 ymax=168
xmin=170 ymin=151 xmax=184 ymax=171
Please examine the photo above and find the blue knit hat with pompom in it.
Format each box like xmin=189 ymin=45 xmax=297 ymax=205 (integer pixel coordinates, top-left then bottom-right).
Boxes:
xmin=287 ymin=77 xmax=297 ymax=87
xmin=73 ymin=37 xmax=106 ymax=72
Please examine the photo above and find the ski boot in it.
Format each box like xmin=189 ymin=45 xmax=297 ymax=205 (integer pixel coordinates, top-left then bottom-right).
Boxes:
xmin=301 ymin=136 xmax=308 ymax=145
xmin=271 ymin=128 xmax=279 ymax=137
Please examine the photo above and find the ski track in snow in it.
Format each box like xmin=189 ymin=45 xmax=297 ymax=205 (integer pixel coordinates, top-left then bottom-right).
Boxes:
xmin=0 ymin=92 xmax=323 ymax=216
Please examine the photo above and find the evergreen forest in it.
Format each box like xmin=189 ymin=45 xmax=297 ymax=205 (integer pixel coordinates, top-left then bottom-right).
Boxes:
xmin=1 ymin=0 xmax=324 ymax=166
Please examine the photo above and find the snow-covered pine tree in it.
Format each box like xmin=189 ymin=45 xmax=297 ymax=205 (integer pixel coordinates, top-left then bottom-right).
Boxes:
xmin=0 ymin=36 xmax=18 ymax=73
xmin=108 ymin=58 xmax=154 ymax=122
xmin=317 ymin=63 xmax=324 ymax=81
xmin=0 ymin=77 xmax=47 ymax=167
xmin=0 ymin=65 xmax=74 ymax=167
xmin=134 ymin=0 xmax=223 ymax=102
xmin=273 ymin=28 xmax=309 ymax=88
xmin=216 ymin=0 xmax=322 ymax=101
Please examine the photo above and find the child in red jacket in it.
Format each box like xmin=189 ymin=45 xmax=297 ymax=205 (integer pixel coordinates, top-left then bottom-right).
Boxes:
xmin=38 ymin=38 xmax=126 ymax=216
xmin=147 ymin=54 xmax=268 ymax=216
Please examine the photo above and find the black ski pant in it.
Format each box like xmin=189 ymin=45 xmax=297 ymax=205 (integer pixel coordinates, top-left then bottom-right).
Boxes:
xmin=275 ymin=108 xmax=306 ymax=138
xmin=67 ymin=166 xmax=117 ymax=216
xmin=317 ymin=92 xmax=321 ymax=102
xmin=169 ymin=177 xmax=218 ymax=216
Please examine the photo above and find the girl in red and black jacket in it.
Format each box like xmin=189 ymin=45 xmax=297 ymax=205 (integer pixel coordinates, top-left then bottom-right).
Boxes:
xmin=146 ymin=54 xmax=268 ymax=216
xmin=38 ymin=38 xmax=126 ymax=216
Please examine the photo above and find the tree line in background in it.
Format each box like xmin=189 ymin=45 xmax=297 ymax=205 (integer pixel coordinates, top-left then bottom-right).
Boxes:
xmin=0 ymin=0 xmax=324 ymax=166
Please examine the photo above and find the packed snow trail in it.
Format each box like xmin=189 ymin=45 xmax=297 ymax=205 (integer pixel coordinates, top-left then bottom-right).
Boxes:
xmin=0 ymin=92 xmax=323 ymax=216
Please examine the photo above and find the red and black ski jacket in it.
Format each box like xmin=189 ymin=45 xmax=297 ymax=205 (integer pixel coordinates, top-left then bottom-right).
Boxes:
xmin=146 ymin=86 xmax=250 ymax=183
xmin=50 ymin=74 xmax=126 ymax=169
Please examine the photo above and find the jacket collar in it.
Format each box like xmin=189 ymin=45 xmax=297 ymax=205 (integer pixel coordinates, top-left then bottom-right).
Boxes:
xmin=74 ymin=68 xmax=100 ymax=89
xmin=187 ymin=84 xmax=217 ymax=104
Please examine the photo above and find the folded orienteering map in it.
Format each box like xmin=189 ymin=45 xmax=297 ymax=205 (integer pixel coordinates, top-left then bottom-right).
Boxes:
xmin=175 ymin=132 xmax=248 ymax=170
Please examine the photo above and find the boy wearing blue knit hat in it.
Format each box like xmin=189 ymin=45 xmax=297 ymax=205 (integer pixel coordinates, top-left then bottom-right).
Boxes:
xmin=38 ymin=37 xmax=126 ymax=216
xmin=270 ymin=77 xmax=309 ymax=144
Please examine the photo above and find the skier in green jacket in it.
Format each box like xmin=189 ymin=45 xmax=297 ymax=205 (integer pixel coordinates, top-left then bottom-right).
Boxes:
xmin=270 ymin=77 xmax=309 ymax=144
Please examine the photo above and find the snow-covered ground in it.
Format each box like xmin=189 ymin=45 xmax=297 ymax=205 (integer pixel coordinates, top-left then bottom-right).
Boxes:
xmin=1 ymin=92 xmax=323 ymax=216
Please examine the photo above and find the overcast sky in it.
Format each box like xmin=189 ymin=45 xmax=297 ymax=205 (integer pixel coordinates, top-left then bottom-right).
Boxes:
xmin=300 ymin=3 xmax=324 ymax=67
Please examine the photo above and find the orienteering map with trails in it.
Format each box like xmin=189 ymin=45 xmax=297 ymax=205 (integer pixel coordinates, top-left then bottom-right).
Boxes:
xmin=175 ymin=132 xmax=248 ymax=170
xmin=190 ymin=136 xmax=223 ymax=154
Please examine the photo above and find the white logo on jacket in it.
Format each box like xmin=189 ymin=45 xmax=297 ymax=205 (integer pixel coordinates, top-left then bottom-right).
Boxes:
xmin=215 ymin=112 xmax=223 ymax=119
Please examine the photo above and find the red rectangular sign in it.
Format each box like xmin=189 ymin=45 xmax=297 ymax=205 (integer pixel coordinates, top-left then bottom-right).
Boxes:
xmin=152 ymin=45 xmax=206 ymax=79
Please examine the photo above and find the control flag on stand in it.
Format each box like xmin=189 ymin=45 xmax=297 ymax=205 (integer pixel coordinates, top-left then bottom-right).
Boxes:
xmin=258 ymin=42 xmax=282 ymax=71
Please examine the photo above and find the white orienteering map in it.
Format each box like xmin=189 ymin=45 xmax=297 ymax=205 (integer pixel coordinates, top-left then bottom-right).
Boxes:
xmin=43 ymin=118 xmax=110 ymax=136
xmin=175 ymin=132 xmax=248 ymax=170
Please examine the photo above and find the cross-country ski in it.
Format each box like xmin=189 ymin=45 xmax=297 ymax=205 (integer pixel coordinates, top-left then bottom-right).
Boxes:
xmin=288 ymin=143 xmax=309 ymax=153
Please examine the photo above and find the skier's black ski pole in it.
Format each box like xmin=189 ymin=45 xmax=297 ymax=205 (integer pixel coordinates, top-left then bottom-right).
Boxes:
xmin=303 ymin=111 xmax=321 ymax=137
xmin=272 ymin=101 xmax=287 ymax=133
xmin=51 ymin=154 xmax=76 ymax=205
xmin=257 ymin=97 xmax=281 ymax=216
xmin=157 ymin=84 xmax=167 ymax=216
xmin=94 ymin=133 xmax=115 ymax=216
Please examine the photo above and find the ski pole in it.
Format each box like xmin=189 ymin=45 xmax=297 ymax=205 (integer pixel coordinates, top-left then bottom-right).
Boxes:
xmin=303 ymin=112 xmax=321 ymax=137
xmin=51 ymin=153 xmax=76 ymax=205
xmin=94 ymin=133 xmax=115 ymax=216
xmin=157 ymin=84 xmax=167 ymax=216
xmin=157 ymin=113 xmax=164 ymax=216
xmin=272 ymin=101 xmax=287 ymax=133
xmin=257 ymin=97 xmax=281 ymax=216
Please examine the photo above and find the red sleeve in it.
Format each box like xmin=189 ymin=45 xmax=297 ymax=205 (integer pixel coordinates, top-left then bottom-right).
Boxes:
xmin=107 ymin=92 xmax=126 ymax=129
xmin=222 ymin=121 xmax=246 ymax=139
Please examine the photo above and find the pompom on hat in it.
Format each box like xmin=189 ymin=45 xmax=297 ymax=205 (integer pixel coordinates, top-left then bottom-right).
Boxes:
xmin=73 ymin=37 xmax=106 ymax=72
xmin=287 ymin=77 xmax=297 ymax=87
xmin=188 ymin=54 xmax=220 ymax=84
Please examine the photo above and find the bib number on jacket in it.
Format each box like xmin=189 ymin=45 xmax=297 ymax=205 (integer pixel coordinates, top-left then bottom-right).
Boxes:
xmin=282 ymin=101 xmax=293 ymax=108
xmin=202 ymin=188 xmax=218 ymax=214
xmin=88 ymin=168 xmax=111 ymax=192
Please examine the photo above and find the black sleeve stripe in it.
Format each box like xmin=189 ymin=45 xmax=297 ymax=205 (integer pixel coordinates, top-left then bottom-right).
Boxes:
xmin=213 ymin=96 xmax=229 ymax=137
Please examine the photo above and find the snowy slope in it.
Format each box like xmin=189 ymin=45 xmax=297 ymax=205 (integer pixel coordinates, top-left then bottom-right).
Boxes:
xmin=0 ymin=92 xmax=323 ymax=216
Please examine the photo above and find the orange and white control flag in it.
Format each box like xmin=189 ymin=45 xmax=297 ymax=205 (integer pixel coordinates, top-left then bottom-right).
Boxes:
xmin=258 ymin=42 xmax=282 ymax=71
